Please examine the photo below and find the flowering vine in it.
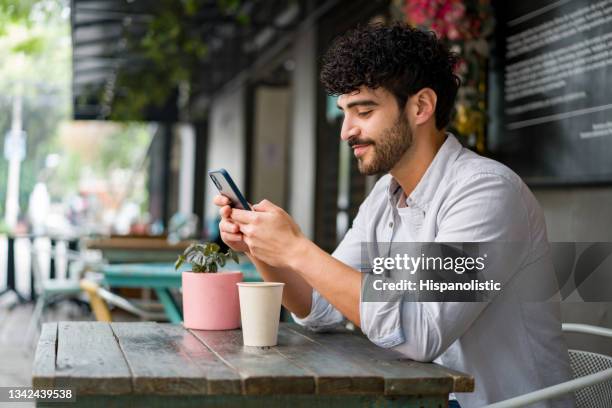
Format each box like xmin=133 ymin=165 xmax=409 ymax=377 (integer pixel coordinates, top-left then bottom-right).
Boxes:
xmin=400 ymin=0 xmax=494 ymax=153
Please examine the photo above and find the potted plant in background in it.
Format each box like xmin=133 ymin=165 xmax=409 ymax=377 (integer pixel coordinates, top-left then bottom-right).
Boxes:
xmin=175 ymin=242 xmax=242 ymax=330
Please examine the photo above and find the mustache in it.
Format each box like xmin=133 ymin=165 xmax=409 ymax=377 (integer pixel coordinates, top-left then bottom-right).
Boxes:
xmin=348 ymin=138 xmax=374 ymax=148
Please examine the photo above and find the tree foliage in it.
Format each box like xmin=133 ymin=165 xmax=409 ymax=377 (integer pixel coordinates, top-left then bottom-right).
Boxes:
xmin=0 ymin=0 xmax=70 ymax=216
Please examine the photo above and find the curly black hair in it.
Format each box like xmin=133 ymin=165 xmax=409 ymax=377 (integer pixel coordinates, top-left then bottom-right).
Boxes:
xmin=320 ymin=23 xmax=460 ymax=130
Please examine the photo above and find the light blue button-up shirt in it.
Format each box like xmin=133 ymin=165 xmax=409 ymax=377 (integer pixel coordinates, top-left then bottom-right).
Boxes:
xmin=292 ymin=134 xmax=574 ymax=407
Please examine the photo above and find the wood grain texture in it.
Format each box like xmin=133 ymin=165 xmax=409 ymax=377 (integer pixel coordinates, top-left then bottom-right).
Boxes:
xmin=275 ymin=325 xmax=384 ymax=394
xmin=31 ymin=322 xmax=57 ymax=388
xmin=157 ymin=324 xmax=242 ymax=395
xmin=86 ymin=237 xmax=193 ymax=251
xmin=110 ymin=322 xmax=208 ymax=395
xmin=416 ymin=358 xmax=475 ymax=393
xmin=54 ymin=322 xmax=132 ymax=395
xmin=288 ymin=324 xmax=468 ymax=395
xmin=189 ymin=328 xmax=315 ymax=395
xmin=32 ymin=321 xmax=472 ymax=402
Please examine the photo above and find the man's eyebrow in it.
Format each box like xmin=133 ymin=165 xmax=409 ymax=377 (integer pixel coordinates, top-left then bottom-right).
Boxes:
xmin=336 ymin=99 xmax=379 ymax=111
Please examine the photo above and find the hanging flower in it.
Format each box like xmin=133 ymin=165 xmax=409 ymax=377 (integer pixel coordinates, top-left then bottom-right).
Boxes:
xmin=403 ymin=0 xmax=492 ymax=53
xmin=404 ymin=0 xmax=465 ymax=40
xmin=401 ymin=0 xmax=494 ymax=153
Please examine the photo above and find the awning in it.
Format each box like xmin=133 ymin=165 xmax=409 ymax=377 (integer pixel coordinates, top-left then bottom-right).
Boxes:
xmin=71 ymin=0 xmax=309 ymax=121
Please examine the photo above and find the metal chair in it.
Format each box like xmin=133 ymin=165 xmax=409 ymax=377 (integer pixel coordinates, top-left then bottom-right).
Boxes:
xmin=79 ymin=278 xmax=168 ymax=322
xmin=26 ymin=239 xmax=168 ymax=336
xmin=25 ymin=239 xmax=99 ymax=342
xmin=484 ymin=323 xmax=612 ymax=408
xmin=79 ymin=279 xmax=112 ymax=322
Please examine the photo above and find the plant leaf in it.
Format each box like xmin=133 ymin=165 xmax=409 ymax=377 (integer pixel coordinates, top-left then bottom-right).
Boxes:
xmin=174 ymin=255 xmax=185 ymax=270
xmin=184 ymin=243 xmax=197 ymax=255
xmin=179 ymin=241 xmax=228 ymax=272
xmin=229 ymin=249 xmax=239 ymax=264
xmin=203 ymin=243 xmax=212 ymax=256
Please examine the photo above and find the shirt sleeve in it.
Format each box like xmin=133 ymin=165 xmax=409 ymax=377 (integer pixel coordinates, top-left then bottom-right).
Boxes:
xmin=290 ymin=288 xmax=346 ymax=330
xmin=361 ymin=173 xmax=532 ymax=361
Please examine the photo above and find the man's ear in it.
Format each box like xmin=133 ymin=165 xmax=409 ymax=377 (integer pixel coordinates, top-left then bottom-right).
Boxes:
xmin=408 ymin=88 xmax=437 ymax=127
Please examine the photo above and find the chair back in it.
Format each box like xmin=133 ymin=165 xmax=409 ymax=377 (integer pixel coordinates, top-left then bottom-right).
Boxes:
xmin=569 ymin=349 xmax=612 ymax=408
xmin=30 ymin=238 xmax=47 ymax=295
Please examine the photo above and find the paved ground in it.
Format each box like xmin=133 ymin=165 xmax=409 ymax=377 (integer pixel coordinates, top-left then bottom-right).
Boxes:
xmin=0 ymin=299 xmax=90 ymax=408
xmin=0 ymin=299 xmax=91 ymax=384
xmin=0 ymin=293 xmax=145 ymax=408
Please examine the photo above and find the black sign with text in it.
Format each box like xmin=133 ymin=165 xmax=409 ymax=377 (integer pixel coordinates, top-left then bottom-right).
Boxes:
xmin=490 ymin=0 xmax=612 ymax=184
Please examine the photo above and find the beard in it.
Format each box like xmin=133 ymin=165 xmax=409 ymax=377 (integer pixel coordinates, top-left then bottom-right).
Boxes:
xmin=350 ymin=114 xmax=413 ymax=175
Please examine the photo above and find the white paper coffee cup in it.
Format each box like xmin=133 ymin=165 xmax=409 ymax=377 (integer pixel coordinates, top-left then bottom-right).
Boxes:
xmin=237 ymin=282 xmax=285 ymax=347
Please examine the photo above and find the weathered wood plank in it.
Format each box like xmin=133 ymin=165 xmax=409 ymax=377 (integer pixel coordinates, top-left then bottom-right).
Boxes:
xmin=32 ymin=320 xmax=469 ymax=401
xmin=275 ymin=325 xmax=384 ymax=394
xmin=31 ymin=322 xmax=57 ymax=388
xmin=110 ymin=322 xmax=208 ymax=395
xmin=190 ymin=328 xmax=315 ymax=395
xmin=55 ymin=322 xmax=132 ymax=395
xmin=419 ymin=361 xmax=475 ymax=393
xmin=288 ymin=324 xmax=461 ymax=395
xmin=157 ymin=324 xmax=241 ymax=395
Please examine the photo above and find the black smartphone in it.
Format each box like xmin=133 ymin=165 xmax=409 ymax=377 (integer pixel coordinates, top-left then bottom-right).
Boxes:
xmin=208 ymin=168 xmax=251 ymax=210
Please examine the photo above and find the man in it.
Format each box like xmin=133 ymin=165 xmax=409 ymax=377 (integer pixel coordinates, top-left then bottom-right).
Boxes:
xmin=214 ymin=23 xmax=573 ymax=407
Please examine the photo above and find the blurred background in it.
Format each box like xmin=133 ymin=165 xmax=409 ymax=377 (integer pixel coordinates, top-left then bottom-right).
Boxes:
xmin=1 ymin=0 xmax=611 ymax=390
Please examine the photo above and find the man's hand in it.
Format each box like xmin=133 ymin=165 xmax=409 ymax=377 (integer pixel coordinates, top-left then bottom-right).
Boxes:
xmin=213 ymin=195 xmax=250 ymax=255
xmin=227 ymin=198 xmax=361 ymax=326
xmin=231 ymin=199 xmax=307 ymax=269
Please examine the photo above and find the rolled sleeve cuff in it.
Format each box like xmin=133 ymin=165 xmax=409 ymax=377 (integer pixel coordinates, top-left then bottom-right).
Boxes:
xmin=291 ymin=289 xmax=345 ymax=331
xmin=359 ymin=301 xmax=406 ymax=348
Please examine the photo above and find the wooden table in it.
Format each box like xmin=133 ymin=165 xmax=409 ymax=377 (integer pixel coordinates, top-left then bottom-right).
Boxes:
xmin=32 ymin=322 xmax=473 ymax=407
xmin=86 ymin=236 xmax=195 ymax=264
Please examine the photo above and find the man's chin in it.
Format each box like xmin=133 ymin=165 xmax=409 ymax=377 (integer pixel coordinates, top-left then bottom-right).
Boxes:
xmin=357 ymin=159 xmax=381 ymax=176
xmin=357 ymin=153 xmax=395 ymax=175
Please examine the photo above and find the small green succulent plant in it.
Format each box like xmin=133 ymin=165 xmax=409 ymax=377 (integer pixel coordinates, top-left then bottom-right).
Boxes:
xmin=175 ymin=242 xmax=239 ymax=273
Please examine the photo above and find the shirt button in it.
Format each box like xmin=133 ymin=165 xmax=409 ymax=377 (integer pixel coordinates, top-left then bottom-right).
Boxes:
xmin=389 ymin=222 xmax=394 ymax=228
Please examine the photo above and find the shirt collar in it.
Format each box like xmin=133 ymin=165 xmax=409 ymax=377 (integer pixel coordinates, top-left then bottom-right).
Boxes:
xmin=387 ymin=133 xmax=463 ymax=209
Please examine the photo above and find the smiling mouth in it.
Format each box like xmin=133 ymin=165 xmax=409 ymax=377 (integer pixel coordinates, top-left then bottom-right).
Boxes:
xmin=352 ymin=144 xmax=372 ymax=157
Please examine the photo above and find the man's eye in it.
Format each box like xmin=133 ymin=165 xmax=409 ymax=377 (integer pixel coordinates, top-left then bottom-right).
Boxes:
xmin=358 ymin=110 xmax=372 ymax=117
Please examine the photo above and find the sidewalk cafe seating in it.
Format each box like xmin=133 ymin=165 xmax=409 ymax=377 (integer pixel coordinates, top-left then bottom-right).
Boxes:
xmin=484 ymin=324 xmax=612 ymax=408
xmin=25 ymin=240 xmax=103 ymax=344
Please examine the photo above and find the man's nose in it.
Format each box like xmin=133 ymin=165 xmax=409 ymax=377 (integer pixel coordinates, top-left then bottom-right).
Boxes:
xmin=340 ymin=118 xmax=360 ymax=141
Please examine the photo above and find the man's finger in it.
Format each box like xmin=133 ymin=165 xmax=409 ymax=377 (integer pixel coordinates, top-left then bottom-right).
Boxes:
xmin=213 ymin=194 xmax=231 ymax=206
xmin=252 ymin=199 xmax=276 ymax=212
xmin=238 ymin=223 xmax=254 ymax=236
xmin=219 ymin=205 xmax=232 ymax=219
xmin=231 ymin=208 xmax=258 ymax=224
xmin=220 ymin=219 xmax=239 ymax=234
xmin=222 ymin=232 xmax=244 ymax=241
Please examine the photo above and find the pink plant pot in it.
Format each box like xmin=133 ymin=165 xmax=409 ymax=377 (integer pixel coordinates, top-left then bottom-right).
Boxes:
xmin=182 ymin=271 xmax=243 ymax=330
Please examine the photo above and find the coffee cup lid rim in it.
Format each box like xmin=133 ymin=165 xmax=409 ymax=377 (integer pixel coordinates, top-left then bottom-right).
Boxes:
xmin=237 ymin=282 xmax=285 ymax=287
